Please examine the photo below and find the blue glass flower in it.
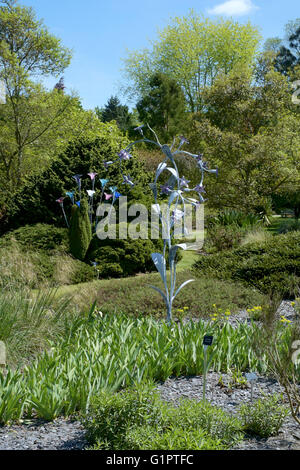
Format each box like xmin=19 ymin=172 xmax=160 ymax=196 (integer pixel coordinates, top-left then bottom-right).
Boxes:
xmin=65 ymin=191 xmax=75 ymax=201
xmin=160 ymin=184 xmax=171 ymax=195
xmin=100 ymin=178 xmax=109 ymax=188
xmin=118 ymin=150 xmax=132 ymax=161
xmin=122 ymin=175 xmax=135 ymax=187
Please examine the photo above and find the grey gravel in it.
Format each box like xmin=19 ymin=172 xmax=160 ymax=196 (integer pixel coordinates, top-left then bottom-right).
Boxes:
xmin=0 ymin=417 xmax=88 ymax=450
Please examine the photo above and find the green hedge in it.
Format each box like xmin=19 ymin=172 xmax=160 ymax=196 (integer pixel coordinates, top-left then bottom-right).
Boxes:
xmin=86 ymin=226 xmax=164 ymax=278
xmin=0 ymin=224 xmax=69 ymax=251
xmin=193 ymin=231 xmax=300 ymax=297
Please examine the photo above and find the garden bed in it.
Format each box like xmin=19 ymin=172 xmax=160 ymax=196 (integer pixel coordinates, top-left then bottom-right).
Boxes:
xmin=0 ymin=370 xmax=299 ymax=451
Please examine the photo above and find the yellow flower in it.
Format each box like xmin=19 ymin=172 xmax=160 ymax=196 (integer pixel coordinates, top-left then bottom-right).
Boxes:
xmin=177 ymin=309 xmax=184 ymax=313
xmin=291 ymin=302 xmax=295 ymax=307
xmin=212 ymin=304 xmax=217 ymax=308
xmin=280 ymin=316 xmax=291 ymax=324
xmin=224 ymin=310 xmax=231 ymax=316
xmin=183 ymin=307 xmax=189 ymax=310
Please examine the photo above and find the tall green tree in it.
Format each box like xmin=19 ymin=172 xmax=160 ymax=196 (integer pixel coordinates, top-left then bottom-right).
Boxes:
xmin=96 ymin=95 xmax=133 ymax=133
xmin=122 ymin=10 xmax=261 ymax=112
xmin=188 ymin=67 xmax=299 ymax=213
xmin=136 ymin=73 xmax=187 ymax=141
xmin=0 ymin=0 xmax=72 ymax=187
xmin=264 ymin=19 xmax=300 ymax=75
xmin=69 ymin=199 xmax=92 ymax=261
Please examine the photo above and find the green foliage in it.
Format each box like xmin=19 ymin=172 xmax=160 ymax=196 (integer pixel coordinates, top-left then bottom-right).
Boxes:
xmin=210 ymin=210 xmax=262 ymax=228
xmin=3 ymin=127 xmax=148 ymax=233
xmin=0 ymin=224 xmax=68 ymax=251
xmin=125 ymin=425 xmax=222 ymax=450
xmin=136 ymin=72 xmax=187 ymax=141
xmin=239 ymin=394 xmax=289 ymax=438
xmin=69 ymin=200 xmax=92 ymax=261
xmin=273 ymin=190 xmax=300 ymax=219
xmin=83 ymin=385 xmax=242 ymax=450
xmin=123 ymin=10 xmax=261 ymax=112
xmin=86 ymin=226 xmax=163 ymax=277
xmin=0 ymin=288 xmax=74 ymax=368
xmin=96 ymin=95 xmax=134 ymax=133
xmin=277 ymin=219 xmax=300 ymax=234
xmin=82 ymin=384 xmax=164 ymax=450
xmin=66 ymin=270 xmax=265 ymax=318
xmin=0 ymin=312 xmax=295 ymax=424
xmin=0 ymin=224 xmax=95 ymax=288
xmin=274 ymin=23 xmax=300 ymax=74
xmin=0 ymin=0 xmax=75 ymax=191
xmin=193 ymin=231 xmax=300 ymax=296
xmin=188 ymin=68 xmax=299 ymax=213
xmin=205 ymin=224 xmax=245 ymax=252
xmin=205 ymin=210 xmax=262 ymax=251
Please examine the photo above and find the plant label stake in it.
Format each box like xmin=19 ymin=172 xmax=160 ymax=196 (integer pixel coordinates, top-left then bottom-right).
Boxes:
xmin=245 ymin=372 xmax=258 ymax=401
xmin=203 ymin=335 xmax=213 ymax=401
xmin=0 ymin=341 xmax=6 ymax=372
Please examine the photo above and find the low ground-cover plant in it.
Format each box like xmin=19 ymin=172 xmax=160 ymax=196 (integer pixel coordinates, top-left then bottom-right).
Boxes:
xmin=193 ymin=231 xmax=300 ymax=297
xmin=239 ymin=394 xmax=289 ymax=438
xmin=82 ymin=384 xmax=243 ymax=450
xmin=0 ymin=312 xmax=294 ymax=424
xmin=277 ymin=219 xmax=300 ymax=234
xmin=0 ymin=224 xmax=69 ymax=251
xmin=86 ymin=272 xmax=264 ymax=318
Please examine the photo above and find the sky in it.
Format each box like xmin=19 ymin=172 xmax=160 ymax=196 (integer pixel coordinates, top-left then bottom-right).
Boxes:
xmin=20 ymin=0 xmax=300 ymax=111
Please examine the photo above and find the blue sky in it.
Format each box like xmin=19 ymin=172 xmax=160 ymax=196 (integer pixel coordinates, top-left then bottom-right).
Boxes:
xmin=21 ymin=0 xmax=300 ymax=110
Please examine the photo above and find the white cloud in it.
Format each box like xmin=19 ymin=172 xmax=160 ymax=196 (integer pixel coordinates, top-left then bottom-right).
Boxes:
xmin=208 ymin=0 xmax=259 ymax=16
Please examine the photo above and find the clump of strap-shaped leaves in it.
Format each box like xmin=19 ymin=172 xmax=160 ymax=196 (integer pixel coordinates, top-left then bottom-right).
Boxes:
xmin=107 ymin=125 xmax=218 ymax=323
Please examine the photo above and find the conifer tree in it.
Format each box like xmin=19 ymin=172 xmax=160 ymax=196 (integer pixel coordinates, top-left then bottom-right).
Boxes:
xmin=69 ymin=199 xmax=92 ymax=261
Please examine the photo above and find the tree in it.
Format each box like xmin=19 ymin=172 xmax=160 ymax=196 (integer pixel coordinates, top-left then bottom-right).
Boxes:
xmin=96 ymin=95 xmax=133 ymax=133
xmin=136 ymin=73 xmax=187 ymax=141
xmin=188 ymin=68 xmax=299 ymax=213
xmin=69 ymin=199 xmax=92 ymax=261
xmin=265 ymin=18 xmax=300 ymax=75
xmin=2 ymin=123 xmax=149 ymax=233
xmin=0 ymin=0 xmax=72 ymax=187
xmin=122 ymin=10 xmax=261 ymax=112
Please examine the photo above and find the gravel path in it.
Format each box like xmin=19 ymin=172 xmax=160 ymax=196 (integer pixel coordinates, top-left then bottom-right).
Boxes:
xmin=0 ymin=301 xmax=298 ymax=451
xmin=0 ymin=418 xmax=87 ymax=450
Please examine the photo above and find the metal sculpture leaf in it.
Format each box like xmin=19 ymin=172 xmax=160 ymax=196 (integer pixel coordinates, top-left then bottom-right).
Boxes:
xmin=172 ymin=279 xmax=195 ymax=302
xmin=151 ymin=253 xmax=166 ymax=284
